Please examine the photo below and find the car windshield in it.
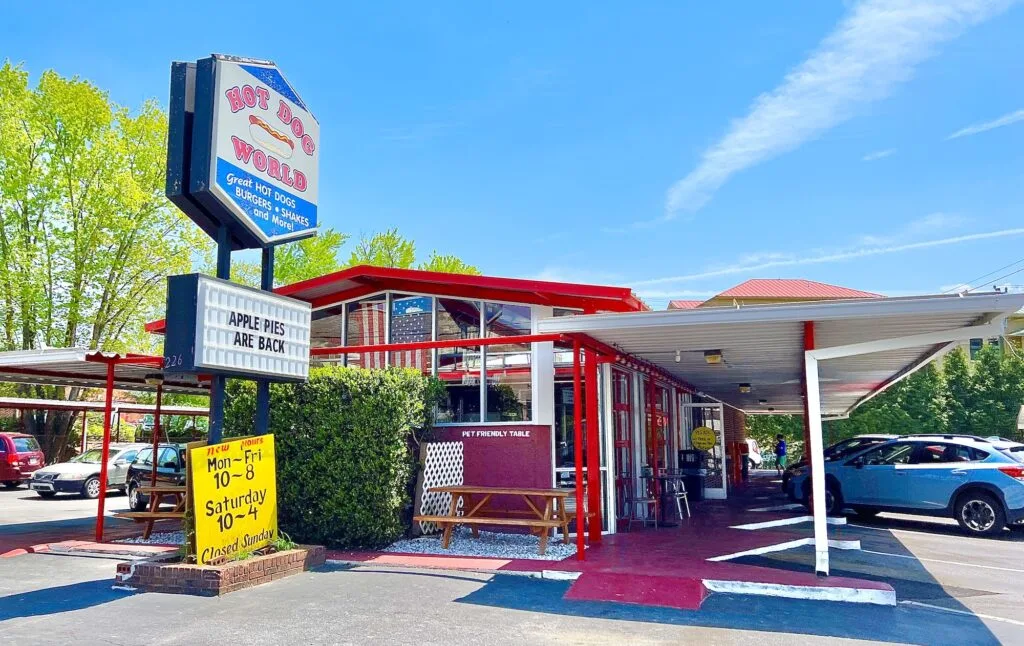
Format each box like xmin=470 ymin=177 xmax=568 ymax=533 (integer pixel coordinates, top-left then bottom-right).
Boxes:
xmin=71 ymin=449 xmax=104 ymax=463
xmin=13 ymin=437 xmax=40 ymax=452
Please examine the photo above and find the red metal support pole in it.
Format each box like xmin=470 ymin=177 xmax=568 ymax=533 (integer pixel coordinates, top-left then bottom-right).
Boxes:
xmin=151 ymin=384 xmax=163 ymax=490
xmin=584 ymin=349 xmax=602 ymax=543
xmin=80 ymin=411 xmax=87 ymax=453
xmin=572 ymin=340 xmax=586 ymax=561
xmin=95 ymin=361 xmax=115 ymax=542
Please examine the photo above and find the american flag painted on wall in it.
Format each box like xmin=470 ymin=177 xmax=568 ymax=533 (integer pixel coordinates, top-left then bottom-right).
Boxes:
xmin=348 ymin=297 xmax=431 ymax=371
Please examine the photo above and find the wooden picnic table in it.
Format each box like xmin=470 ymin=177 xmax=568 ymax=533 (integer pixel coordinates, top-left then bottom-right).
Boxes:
xmin=113 ymin=483 xmax=187 ymax=539
xmin=414 ymin=486 xmax=579 ymax=555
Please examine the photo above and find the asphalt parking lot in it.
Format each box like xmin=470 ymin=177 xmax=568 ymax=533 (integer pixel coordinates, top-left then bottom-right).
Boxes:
xmin=0 ymin=485 xmax=138 ymax=554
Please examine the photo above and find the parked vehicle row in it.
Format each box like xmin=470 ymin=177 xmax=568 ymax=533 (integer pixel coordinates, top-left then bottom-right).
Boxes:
xmin=787 ymin=434 xmax=1024 ymax=536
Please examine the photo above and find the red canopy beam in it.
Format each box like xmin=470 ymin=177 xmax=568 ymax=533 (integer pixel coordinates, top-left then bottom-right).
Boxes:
xmin=572 ymin=340 xmax=586 ymax=561
xmin=584 ymin=348 xmax=602 ymax=543
xmin=310 ymin=333 xmax=566 ymax=356
xmin=95 ymin=360 xmax=115 ymax=542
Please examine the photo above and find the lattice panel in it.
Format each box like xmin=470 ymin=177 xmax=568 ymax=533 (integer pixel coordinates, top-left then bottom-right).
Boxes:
xmin=418 ymin=441 xmax=464 ymax=534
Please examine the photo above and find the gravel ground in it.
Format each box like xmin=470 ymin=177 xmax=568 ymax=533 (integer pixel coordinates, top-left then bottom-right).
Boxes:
xmin=113 ymin=531 xmax=184 ymax=545
xmin=386 ymin=528 xmax=576 ymax=561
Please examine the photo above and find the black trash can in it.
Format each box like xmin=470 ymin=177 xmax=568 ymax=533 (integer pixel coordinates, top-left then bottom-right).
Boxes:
xmin=683 ymin=473 xmax=705 ymax=503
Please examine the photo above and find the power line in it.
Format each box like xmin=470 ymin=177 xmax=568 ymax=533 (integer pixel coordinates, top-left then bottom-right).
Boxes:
xmin=967 ymin=265 xmax=1024 ymax=292
xmin=946 ymin=257 xmax=1024 ymax=293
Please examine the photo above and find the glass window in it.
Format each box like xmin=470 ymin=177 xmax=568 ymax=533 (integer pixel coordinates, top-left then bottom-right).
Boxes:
xmin=345 ymin=295 xmax=387 ymax=369
xmin=553 ymin=381 xmax=579 ymax=468
xmin=157 ymin=447 xmax=179 ymax=469
xmin=13 ymin=437 xmax=40 ymax=452
xmin=389 ymin=294 xmax=433 ymax=374
xmin=858 ymin=442 xmax=915 ymax=465
xmin=916 ymin=444 xmax=951 ymax=464
xmin=436 ymin=298 xmax=482 ymax=423
xmin=136 ymin=448 xmax=153 ymax=466
xmin=484 ymin=303 xmax=532 ymax=422
xmin=118 ymin=450 xmax=138 ymax=464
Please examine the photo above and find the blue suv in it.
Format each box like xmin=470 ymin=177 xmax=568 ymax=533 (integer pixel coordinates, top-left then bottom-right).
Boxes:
xmin=792 ymin=435 xmax=1024 ymax=536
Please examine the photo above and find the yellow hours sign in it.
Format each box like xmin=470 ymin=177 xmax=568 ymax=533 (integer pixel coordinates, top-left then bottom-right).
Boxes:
xmin=690 ymin=426 xmax=717 ymax=451
xmin=190 ymin=435 xmax=278 ymax=564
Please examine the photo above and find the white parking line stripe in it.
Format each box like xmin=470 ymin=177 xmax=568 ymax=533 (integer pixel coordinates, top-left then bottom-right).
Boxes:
xmin=731 ymin=515 xmax=847 ymax=531
xmin=900 ymin=600 xmax=1024 ymax=628
xmin=848 ymin=523 xmax=1019 ymax=544
xmin=860 ymin=549 xmax=1024 ymax=573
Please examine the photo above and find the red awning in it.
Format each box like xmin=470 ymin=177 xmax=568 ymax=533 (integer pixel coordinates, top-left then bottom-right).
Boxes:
xmin=146 ymin=265 xmax=645 ymax=334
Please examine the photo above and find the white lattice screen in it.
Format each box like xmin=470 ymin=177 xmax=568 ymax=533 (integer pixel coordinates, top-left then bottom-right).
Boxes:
xmin=418 ymin=441 xmax=464 ymax=534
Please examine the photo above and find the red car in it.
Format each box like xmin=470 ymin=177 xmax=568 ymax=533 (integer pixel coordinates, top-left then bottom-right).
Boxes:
xmin=0 ymin=432 xmax=45 ymax=488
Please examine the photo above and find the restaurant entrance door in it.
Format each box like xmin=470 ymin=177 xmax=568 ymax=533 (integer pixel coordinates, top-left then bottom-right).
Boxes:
xmin=680 ymin=402 xmax=727 ymax=499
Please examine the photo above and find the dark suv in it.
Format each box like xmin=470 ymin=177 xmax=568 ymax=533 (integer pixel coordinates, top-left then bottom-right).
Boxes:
xmin=126 ymin=443 xmax=187 ymax=511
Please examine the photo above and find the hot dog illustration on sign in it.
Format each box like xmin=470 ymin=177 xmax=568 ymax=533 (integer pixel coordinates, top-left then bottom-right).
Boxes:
xmin=207 ymin=57 xmax=319 ymax=245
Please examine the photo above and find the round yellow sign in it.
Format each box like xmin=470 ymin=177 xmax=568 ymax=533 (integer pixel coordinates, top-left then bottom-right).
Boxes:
xmin=690 ymin=426 xmax=717 ymax=451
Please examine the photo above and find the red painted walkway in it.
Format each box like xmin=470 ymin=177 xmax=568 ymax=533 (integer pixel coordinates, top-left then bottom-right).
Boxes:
xmin=329 ymin=477 xmax=893 ymax=610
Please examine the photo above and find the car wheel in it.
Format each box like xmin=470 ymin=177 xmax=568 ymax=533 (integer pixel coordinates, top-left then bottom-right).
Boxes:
xmin=955 ymin=491 xmax=1006 ymax=537
xmin=4 ymin=480 xmax=21 ymax=489
xmin=36 ymin=491 xmax=57 ymax=498
xmin=803 ymin=480 xmax=844 ymax=516
xmin=128 ymin=481 xmax=147 ymax=511
xmin=81 ymin=476 xmax=101 ymax=500
xmin=852 ymin=506 xmax=880 ymax=519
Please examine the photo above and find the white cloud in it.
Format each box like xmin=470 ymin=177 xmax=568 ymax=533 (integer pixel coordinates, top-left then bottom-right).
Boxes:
xmin=656 ymin=0 xmax=1014 ymax=224
xmin=862 ymin=148 xmax=896 ymax=161
xmin=947 ymin=108 xmax=1024 ymax=139
xmin=632 ymin=226 xmax=1024 ymax=287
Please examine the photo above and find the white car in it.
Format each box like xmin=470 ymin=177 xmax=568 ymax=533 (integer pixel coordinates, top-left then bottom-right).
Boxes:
xmin=30 ymin=443 xmax=147 ymax=499
xmin=746 ymin=438 xmax=763 ymax=468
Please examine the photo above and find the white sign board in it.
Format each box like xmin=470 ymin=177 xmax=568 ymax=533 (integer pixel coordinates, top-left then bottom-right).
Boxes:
xmin=208 ymin=58 xmax=319 ymax=245
xmin=165 ymin=274 xmax=312 ymax=380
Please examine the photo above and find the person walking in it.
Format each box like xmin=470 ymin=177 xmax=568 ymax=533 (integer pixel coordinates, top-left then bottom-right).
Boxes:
xmin=774 ymin=434 xmax=787 ymax=477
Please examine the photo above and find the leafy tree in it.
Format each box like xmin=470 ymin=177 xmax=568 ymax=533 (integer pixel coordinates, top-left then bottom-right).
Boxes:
xmin=944 ymin=346 xmax=974 ymax=433
xmin=0 ymin=62 xmax=207 ymax=458
xmin=274 ymin=228 xmax=349 ymax=285
xmin=347 ymin=227 xmax=416 ymax=268
xmin=419 ymin=251 xmax=481 ymax=275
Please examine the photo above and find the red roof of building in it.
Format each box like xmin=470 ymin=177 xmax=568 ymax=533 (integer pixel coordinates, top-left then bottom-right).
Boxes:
xmin=146 ymin=265 xmax=645 ymax=334
xmin=667 ymin=300 xmax=702 ymax=310
xmin=712 ymin=279 xmax=883 ymax=300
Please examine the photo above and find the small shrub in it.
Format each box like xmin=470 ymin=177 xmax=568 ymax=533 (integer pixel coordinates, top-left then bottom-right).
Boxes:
xmin=224 ymin=365 xmax=443 ymax=549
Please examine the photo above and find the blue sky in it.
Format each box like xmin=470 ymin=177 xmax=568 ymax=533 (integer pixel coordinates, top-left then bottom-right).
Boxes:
xmin=5 ymin=1 xmax=1024 ymax=308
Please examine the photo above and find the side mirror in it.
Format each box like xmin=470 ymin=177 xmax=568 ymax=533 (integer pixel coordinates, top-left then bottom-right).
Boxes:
xmin=161 ymin=461 xmax=178 ymax=469
xmin=113 ymin=459 xmax=127 ymax=466
xmin=851 ymin=457 xmax=865 ymax=469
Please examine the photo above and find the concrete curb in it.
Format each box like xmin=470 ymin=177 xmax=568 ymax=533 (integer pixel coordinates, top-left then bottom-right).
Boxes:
xmin=703 ymin=579 xmax=896 ymax=606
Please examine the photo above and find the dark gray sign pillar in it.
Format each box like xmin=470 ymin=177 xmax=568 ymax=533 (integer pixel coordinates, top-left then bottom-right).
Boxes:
xmin=254 ymin=246 xmax=275 ymax=435
xmin=208 ymin=225 xmax=232 ymax=444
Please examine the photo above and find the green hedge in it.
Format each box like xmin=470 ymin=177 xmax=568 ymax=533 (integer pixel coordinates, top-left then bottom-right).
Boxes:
xmin=224 ymin=365 xmax=443 ymax=549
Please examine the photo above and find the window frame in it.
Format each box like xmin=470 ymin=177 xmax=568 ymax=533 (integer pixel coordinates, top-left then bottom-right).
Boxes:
xmin=330 ymin=289 xmax=537 ymax=426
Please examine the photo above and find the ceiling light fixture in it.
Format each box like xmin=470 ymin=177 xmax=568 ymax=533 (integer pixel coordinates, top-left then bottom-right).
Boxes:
xmin=703 ymin=350 xmax=723 ymax=365
xmin=674 ymin=350 xmax=681 ymax=363
xmin=738 ymin=383 xmax=751 ymax=394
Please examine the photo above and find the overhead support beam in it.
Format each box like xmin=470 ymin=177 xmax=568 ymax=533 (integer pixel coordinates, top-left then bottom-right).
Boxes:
xmin=804 ymin=318 xmax=1007 ymax=578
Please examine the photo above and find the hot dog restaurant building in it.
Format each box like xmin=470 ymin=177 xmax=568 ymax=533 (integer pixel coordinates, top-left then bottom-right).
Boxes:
xmin=3 ymin=54 xmax=1024 ymax=584
xmin=145 ymin=266 xmax=1024 ymax=576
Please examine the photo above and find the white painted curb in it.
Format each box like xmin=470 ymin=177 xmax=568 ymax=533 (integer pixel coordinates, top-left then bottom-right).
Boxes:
xmin=703 ymin=579 xmax=896 ymax=606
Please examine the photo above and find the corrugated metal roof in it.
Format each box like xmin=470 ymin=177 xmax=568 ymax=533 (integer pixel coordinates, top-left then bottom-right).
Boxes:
xmin=537 ymin=292 xmax=1024 ymax=417
xmin=667 ymin=300 xmax=702 ymax=310
xmin=713 ymin=279 xmax=882 ymax=300
xmin=0 ymin=348 xmax=208 ymax=395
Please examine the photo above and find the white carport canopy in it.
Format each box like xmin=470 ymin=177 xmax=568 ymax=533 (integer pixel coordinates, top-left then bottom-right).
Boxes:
xmin=537 ymin=291 xmax=1024 ymax=575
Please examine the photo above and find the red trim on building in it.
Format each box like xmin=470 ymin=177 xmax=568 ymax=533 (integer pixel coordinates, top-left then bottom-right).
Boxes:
xmin=147 ymin=265 xmax=646 ymax=333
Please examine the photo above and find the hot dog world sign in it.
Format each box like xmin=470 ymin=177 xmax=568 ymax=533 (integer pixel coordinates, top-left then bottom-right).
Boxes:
xmin=206 ymin=57 xmax=319 ymax=245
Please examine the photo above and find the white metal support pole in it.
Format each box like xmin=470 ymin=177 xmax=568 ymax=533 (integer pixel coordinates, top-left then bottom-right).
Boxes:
xmin=804 ymin=352 xmax=829 ymax=576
